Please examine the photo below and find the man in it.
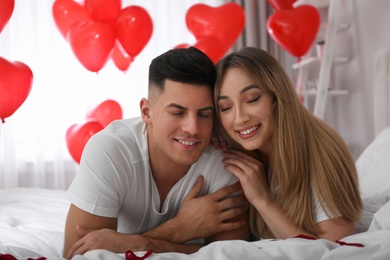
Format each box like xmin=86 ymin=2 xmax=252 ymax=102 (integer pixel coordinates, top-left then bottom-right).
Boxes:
xmin=63 ymin=47 xmax=249 ymax=258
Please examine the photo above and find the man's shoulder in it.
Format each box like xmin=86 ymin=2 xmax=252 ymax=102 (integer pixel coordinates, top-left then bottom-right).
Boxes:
xmin=195 ymin=146 xmax=237 ymax=189
xmin=104 ymin=117 xmax=143 ymax=133
xmin=95 ymin=117 xmax=145 ymax=141
xmin=195 ymin=146 xmax=225 ymax=170
xmin=86 ymin=117 xmax=148 ymax=157
xmin=200 ymin=146 xmax=223 ymax=159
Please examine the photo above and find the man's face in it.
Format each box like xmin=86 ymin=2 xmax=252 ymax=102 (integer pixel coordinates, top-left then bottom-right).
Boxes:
xmin=146 ymin=80 xmax=214 ymax=168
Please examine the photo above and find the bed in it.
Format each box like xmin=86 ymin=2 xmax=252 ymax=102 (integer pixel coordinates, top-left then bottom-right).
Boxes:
xmin=1 ymin=45 xmax=390 ymax=260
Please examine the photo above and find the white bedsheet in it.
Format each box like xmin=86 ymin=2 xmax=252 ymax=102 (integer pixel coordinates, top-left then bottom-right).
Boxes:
xmin=0 ymin=188 xmax=69 ymax=259
xmin=70 ymin=230 xmax=390 ymax=260
xmin=1 ymin=188 xmax=390 ymax=260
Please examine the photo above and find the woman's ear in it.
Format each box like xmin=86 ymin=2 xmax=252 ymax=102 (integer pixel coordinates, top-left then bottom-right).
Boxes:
xmin=140 ymin=98 xmax=152 ymax=124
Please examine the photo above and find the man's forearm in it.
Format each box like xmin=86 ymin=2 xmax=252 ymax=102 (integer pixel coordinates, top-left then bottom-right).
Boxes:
xmin=65 ymin=228 xmax=202 ymax=258
xmin=143 ymin=217 xmax=193 ymax=244
xmin=119 ymin=232 xmax=203 ymax=254
xmin=146 ymin=236 xmax=203 ymax=254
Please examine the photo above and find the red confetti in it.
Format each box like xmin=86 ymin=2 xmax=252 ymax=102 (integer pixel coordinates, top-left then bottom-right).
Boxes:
xmin=336 ymin=240 xmax=364 ymax=247
xmin=125 ymin=250 xmax=153 ymax=260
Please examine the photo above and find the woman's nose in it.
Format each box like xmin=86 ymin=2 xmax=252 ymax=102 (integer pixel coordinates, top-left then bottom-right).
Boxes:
xmin=234 ymin=107 xmax=250 ymax=125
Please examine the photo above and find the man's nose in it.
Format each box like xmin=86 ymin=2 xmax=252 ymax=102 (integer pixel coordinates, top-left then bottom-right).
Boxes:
xmin=182 ymin=114 xmax=199 ymax=135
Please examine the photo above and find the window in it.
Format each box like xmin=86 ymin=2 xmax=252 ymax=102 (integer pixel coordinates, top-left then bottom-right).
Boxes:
xmin=0 ymin=0 xmax=225 ymax=189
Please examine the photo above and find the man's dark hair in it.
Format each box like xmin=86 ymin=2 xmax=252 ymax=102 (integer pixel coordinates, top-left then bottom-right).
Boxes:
xmin=148 ymin=47 xmax=216 ymax=92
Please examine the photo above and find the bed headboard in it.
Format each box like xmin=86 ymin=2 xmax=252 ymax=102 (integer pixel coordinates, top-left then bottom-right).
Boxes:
xmin=374 ymin=45 xmax=390 ymax=136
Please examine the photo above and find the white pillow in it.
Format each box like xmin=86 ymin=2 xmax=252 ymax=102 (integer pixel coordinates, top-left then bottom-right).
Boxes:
xmin=356 ymin=194 xmax=390 ymax=233
xmin=356 ymin=126 xmax=390 ymax=199
xmin=368 ymin=199 xmax=390 ymax=231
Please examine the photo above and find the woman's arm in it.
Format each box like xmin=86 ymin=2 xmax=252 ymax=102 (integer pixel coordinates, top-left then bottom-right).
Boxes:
xmin=221 ymin=149 xmax=355 ymax=241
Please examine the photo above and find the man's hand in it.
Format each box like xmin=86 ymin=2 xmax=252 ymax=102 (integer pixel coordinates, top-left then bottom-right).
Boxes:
xmin=67 ymin=225 xmax=203 ymax=258
xmin=176 ymin=176 xmax=248 ymax=240
xmin=144 ymin=176 xmax=248 ymax=243
xmin=66 ymin=226 xmax=151 ymax=259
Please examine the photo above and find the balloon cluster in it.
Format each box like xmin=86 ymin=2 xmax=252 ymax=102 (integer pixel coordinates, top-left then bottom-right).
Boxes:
xmin=52 ymin=0 xmax=153 ymax=73
xmin=176 ymin=3 xmax=245 ymax=64
xmin=66 ymin=99 xmax=123 ymax=164
xmin=266 ymin=0 xmax=320 ymax=57
xmin=0 ymin=0 xmax=33 ymax=123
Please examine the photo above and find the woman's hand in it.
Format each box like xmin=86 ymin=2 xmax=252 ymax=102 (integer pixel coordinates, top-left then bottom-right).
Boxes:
xmin=222 ymin=149 xmax=270 ymax=205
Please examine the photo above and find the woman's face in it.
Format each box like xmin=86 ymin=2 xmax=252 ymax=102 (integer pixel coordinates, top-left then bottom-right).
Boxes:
xmin=217 ymin=67 xmax=274 ymax=155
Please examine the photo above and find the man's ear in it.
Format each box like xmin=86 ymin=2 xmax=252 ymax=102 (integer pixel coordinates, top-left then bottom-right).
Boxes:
xmin=140 ymin=98 xmax=151 ymax=124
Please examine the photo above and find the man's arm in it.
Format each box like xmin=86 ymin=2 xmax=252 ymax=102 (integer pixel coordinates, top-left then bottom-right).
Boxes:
xmin=63 ymin=204 xmax=117 ymax=258
xmin=144 ymin=176 xmax=250 ymax=243
xmin=205 ymin=209 xmax=250 ymax=244
xmin=64 ymin=204 xmax=205 ymax=258
xmin=64 ymin=178 xmax=249 ymax=258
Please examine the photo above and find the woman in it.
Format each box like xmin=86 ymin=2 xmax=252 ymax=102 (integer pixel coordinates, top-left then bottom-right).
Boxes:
xmin=213 ymin=47 xmax=362 ymax=241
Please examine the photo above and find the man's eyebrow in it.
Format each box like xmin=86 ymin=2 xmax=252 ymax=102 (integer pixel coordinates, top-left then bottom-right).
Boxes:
xmin=218 ymin=84 xmax=260 ymax=101
xmin=167 ymin=103 xmax=187 ymax=110
xmin=167 ymin=103 xmax=214 ymax=112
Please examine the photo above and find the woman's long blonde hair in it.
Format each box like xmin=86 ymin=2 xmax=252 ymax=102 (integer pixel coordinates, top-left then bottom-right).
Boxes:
xmin=214 ymin=47 xmax=362 ymax=238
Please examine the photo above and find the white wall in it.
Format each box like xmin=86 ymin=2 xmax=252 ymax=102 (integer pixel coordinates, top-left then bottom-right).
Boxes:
xmin=330 ymin=0 xmax=390 ymax=159
xmin=283 ymin=0 xmax=390 ymax=159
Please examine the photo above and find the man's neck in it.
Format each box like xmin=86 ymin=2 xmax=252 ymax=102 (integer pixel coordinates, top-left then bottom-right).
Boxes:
xmin=151 ymin=159 xmax=190 ymax=208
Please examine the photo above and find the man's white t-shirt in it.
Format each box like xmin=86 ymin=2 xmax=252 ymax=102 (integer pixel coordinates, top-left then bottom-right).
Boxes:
xmin=67 ymin=117 xmax=238 ymax=234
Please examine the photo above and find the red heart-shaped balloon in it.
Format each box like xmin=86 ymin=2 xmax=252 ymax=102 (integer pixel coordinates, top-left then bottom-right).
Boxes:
xmin=0 ymin=0 xmax=14 ymax=34
xmin=115 ymin=6 xmax=153 ymax=59
xmin=111 ymin=41 xmax=133 ymax=72
xmin=52 ymin=0 xmax=91 ymax=39
xmin=85 ymin=99 xmax=123 ymax=127
xmin=85 ymin=0 xmax=122 ymax=23
xmin=67 ymin=20 xmax=116 ymax=72
xmin=0 ymin=57 xmax=33 ymax=123
xmin=267 ymin=5 xmax=320 ymax=57
xmin=66 ymin=120 xmax=104 ymax=164
xmin=186 ymin=3 xmax=245 ymax=55
xmin=193 ymin=36 xmax=226 ymax=64
xmin=174 ymin=37 xmax=225 ymax=64
xmin=174 ymin=43 xmax=191 ymax=49
xmin=267 ymin=0 xmax=296 ymax=11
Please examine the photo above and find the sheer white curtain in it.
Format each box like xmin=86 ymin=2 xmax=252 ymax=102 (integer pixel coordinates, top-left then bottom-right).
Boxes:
xmin=0 ymin=0 xmax=225 ymax=190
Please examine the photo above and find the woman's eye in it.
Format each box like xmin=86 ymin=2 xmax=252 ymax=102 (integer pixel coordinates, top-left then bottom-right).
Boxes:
xmin=248 ymin=96 xmax=260 ymax=103
xmin=219 ymin=107 xmax=231 ymax=112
